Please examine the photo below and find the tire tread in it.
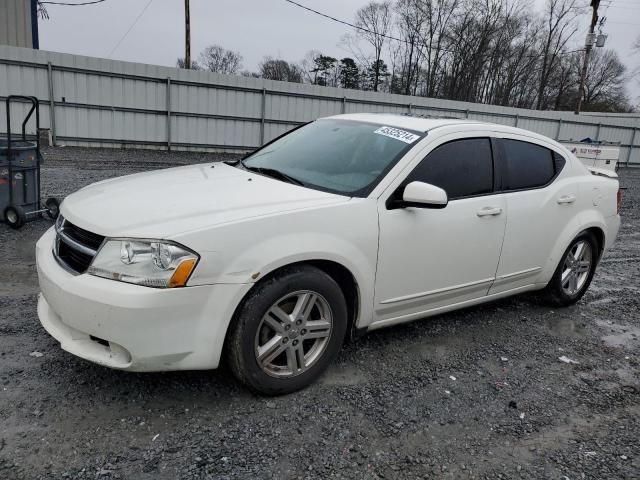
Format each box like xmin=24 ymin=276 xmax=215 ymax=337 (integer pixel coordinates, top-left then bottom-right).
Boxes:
xmin=225 ymin=265 xmax=347 ymax=395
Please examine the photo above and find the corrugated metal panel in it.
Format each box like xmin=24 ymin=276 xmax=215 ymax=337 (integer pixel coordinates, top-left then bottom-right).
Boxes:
xmin=0 ymin=0 xmax=32 ymax=48
xmin=0 ymin=45 xmax=638 ymax=164
xmin=561 ymin=123 xmax=599 ymax=142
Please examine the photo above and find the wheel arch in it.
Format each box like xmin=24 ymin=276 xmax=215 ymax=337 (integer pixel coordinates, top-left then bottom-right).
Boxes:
xmin=541 ymin=213 xmax=607 ymax=283
xmin=222 ymin=258 xmax=364 ymax=362
xmin=584 ymin=226 xmax=605 ymax=260
xmin=304 ymin=259 xmax=362 ymax=341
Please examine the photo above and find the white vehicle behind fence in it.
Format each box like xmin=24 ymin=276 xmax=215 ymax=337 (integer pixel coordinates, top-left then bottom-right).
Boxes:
xmin=36 ymin=114 xmax=621 ymax=395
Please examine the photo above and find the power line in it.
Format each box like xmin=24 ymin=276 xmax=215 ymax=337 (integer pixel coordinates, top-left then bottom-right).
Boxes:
xmin=282 ymin=0 xmax=407 ymax=45
xmin=39 ymin=0 xmax=107 ymax=5
xmin=608 ymin=20 xmax=640 ymax=25
xmin=609 ymin=4 xmax=640 ymax=10
xmin=281 ymin=0 xmax=583 ymax=58
xmin=106 ymin=0 xmax=154 ymax=58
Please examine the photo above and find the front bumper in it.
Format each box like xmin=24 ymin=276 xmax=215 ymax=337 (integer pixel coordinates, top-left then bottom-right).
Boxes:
xmin=36 ymin=227 xmax=251 ymax=371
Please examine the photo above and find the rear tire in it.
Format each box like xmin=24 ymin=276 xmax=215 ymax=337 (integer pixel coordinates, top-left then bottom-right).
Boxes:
xmin=226 ymin=265 xmax=348 ymax=395
xmin=44 ymin=197 xmax=60 ymax=220
xmin=4 ymin=205 xmax=26 ymax=229
xmin=543 ymin=231 xmax=599 ymax=307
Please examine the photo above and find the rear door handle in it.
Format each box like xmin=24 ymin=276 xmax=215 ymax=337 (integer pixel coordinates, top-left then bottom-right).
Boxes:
xmin=477 ymin=206 xmax=503 ymax=217
xmin=557 ymin=194 xmax=576 ymax=204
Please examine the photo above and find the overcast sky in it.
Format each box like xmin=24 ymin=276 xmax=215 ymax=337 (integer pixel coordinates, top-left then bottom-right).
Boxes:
xmin=38 ymin=0 xmax=640 ymax=102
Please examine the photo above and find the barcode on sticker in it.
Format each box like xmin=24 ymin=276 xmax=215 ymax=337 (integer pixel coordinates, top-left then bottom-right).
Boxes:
xmin=374 ymin=126 xmax=420 ymax=144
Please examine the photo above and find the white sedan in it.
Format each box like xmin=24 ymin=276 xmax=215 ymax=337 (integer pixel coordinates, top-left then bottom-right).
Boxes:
xmin=36 ymin=114 xmax=620 ymax=395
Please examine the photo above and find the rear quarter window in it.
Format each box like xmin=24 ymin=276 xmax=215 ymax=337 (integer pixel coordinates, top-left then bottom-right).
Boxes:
xmin=502 ymin=139 xmax=556 ymax=190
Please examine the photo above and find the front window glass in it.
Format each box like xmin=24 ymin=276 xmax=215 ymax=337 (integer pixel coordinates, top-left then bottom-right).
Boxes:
xmin=242 ymin=119 xmax=422 ymax=196
xmin=405 ymin=138 xmax=494 ymax=199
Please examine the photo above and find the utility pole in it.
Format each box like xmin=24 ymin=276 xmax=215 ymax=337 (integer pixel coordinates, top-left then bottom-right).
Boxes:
xmin=184 ymin=0 xmax=191 ymax=69
xmin=575 ymin=0 xmax=600 ymax=114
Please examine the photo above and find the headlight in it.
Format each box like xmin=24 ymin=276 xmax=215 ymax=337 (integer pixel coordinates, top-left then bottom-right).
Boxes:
xmin=87 ymin=239 xmax=199 ymax=288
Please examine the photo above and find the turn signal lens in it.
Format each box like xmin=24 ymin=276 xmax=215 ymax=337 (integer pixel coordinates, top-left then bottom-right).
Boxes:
xmin=168 ymin=258 xmax=197 ymax=288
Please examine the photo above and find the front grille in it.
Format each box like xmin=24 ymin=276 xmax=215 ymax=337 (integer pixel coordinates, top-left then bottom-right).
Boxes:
xmin=54 ymin=216 xmax=105 ymax=274
xmin=63 ymin=222 xmax=105 ymax=250
xmin=57 ymin=240 xmax=95 ymax=273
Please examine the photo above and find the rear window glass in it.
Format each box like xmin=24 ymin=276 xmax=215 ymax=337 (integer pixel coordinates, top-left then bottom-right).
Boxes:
xmin=502 ymin=139 xmax=555 ymax=190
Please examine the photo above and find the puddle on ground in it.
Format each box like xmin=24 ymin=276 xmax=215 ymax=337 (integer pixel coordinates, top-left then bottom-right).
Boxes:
xmin=407 ymin=342 xmax=449 ymax=360
xmin=596 ymin=319 xmax=640 ymax=348
xmin=0 ymin=266 xmax=39 ymax=296
xmin=616 ymin=367 xmax=639 ymax=389
xmin=320 ymin=363 xmax=367 ymax=386
xmin=545 ymin=317 xmax=586 ymax=337
xmin=405 ymin=332 xmax=473 ymax=361
xmin=587 ymin=296 xmax=616 ymax=306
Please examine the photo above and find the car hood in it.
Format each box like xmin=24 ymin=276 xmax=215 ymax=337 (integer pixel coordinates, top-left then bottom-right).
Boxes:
xmin=61 ymin=162 xmax=348 ymax=238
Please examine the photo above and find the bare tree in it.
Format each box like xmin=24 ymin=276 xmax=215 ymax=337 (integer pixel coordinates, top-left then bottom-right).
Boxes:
xmin=442 ymin=0 xmax=504 ymax=102
xmin=259 ymin=57 xmax=303 ymax=83
xmin=631 ymin=35 xmax=640 ymax=97
xmin=168 ymin=0 xmax=631 ymax=112
xmin=581 ymin=49 xmax=629 ymax=111
xmin=355 ymin=1 xmax=393 ymax=91
xmin=535 ymin=0 xmax=579 ymax=109
xmin=37 ymin=1 xmax=49 ymax=19
xmin=176 ymin=58 xmax=202 ymax=70
xmin=198 ymin=45 xmax=243 ymax=75
xmin=415 ymin=0 xmax=459 ymax=98
xmin=546 ymin=50 xmax=579 ymax=110
xmin=300 ymin=50 xmax=323 ymax=83
xmin=394 ymin=0 xmax=428 ymax=95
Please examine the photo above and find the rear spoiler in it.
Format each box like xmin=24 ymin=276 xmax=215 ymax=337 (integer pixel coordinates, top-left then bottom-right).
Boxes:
xmin=587 ymin=166 xmax=618 ymax=179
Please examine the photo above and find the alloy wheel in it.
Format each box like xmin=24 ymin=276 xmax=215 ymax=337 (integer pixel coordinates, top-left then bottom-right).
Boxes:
xmin=254 ymin=290 xmax=333 ymax=378
xmin=561 ymin=240 xmax=592 ymax=296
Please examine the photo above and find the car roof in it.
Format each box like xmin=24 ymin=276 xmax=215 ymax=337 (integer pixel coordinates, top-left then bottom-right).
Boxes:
xmin=325 ymin=113 xmax=468 ymax=132
xmin=324 ymin=113 xmax=552 ymax=143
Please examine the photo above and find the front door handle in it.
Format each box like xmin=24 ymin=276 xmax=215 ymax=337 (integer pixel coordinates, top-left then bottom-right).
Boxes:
xmin=477 ymin=206 xmax=503 ymax=217
xmin=557 ymin=194 xmax=576 ymax=204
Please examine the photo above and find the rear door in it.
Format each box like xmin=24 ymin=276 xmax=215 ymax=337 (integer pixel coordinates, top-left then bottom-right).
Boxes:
xmin=489 ymin=136 xmax=574 ymax=294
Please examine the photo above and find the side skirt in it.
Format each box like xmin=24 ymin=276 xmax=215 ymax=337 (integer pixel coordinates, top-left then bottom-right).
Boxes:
xmin=366 ymin=283 xmax=546 ymax=332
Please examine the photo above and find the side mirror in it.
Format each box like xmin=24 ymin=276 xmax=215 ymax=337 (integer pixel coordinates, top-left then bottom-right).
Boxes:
xmin=401 ymin=181 xmax=448 ymax=209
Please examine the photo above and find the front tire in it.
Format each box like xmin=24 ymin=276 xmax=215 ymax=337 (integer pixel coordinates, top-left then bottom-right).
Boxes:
xmin=226 ymin=265 xmax=347 ymax=395
xmin=543 ymin=231 xmax=599 ymax=307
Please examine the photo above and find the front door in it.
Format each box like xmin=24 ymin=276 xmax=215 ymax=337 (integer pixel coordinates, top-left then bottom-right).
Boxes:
xmin=374 ymin=136 xmax=507 ymax=325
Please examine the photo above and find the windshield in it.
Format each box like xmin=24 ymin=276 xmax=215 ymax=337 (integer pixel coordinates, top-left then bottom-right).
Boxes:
xmin=242 ymin=119 xmax=423 ymax=196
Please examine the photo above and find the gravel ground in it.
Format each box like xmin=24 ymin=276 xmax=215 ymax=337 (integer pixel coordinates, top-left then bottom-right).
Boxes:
xmin=0 ymin=147 xmax=638 ymax=480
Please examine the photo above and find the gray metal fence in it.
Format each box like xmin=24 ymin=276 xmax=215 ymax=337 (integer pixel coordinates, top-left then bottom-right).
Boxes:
xmin=1 ymin=45 xmax=639 ymax=165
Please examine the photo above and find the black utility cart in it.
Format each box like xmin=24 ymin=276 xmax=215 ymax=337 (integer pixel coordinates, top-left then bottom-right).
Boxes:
xmin=1 ymin=95 xmax=59 ymax=229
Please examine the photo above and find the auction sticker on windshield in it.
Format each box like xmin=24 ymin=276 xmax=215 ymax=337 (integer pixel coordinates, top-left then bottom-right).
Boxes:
xmin=374 ymin=126 xmax=420 ymax=144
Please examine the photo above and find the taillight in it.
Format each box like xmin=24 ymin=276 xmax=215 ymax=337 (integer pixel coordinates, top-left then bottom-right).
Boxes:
xmin=617 ymin=189 xmax=622 ymax=214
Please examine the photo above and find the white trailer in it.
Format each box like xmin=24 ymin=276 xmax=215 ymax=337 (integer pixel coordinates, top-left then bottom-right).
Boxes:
xmin=561 ymin=141 xmax=620 ymax=172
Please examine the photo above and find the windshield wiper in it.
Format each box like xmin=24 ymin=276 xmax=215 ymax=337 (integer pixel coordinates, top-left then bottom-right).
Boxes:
xmin=240 ymin=161 xmax=305 ymax=186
